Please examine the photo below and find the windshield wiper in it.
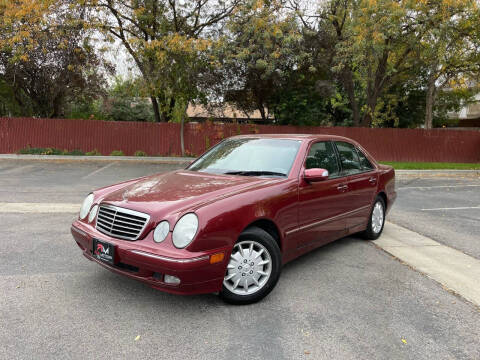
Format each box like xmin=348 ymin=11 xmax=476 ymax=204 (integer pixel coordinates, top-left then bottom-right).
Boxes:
xmin=224 ymin=170 xmax=287 ymax=177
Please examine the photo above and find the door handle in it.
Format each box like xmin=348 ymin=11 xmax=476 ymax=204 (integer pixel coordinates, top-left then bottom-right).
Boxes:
xmin=369 ymin=177 xmax=377 ymax=184
xmin=337 ymin=184 xmax=348 ymax=192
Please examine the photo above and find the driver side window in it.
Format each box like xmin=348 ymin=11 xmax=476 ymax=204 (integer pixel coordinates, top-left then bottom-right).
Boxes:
xmin=305 ymin=141 xmax=340 ymax=178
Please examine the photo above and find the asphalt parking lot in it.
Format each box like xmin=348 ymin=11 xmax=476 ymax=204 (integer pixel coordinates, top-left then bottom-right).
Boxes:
xmin=390 ymin=173 xmax=480 ymax=260
xmin=1 ymin=159 xmax=479 ymax=360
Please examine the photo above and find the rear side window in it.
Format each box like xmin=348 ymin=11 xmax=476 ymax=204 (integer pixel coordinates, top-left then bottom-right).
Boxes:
xmin=305 ymin=141 xmax=340 ymax=178
xmin=356 ymin=148 xmax=374 ymax=171
xmin=335 ymin=141 xmax=362 ymax=175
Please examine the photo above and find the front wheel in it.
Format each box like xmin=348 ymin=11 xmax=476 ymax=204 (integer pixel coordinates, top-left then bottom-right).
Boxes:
xmin=362 ymin=196 xmax=386 ymax=240
xmin=220 ymin=227 xmax=282 ymax=305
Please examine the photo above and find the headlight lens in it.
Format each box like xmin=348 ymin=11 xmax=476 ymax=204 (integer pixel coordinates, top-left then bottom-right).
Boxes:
xmin=88 ymin=204 xmax=99 ymax=223
xmin=153 ymin=221 xmax=170 ymax=243
xmin=79 ymin=193 xmax=94 ymax=220
xmin=172 ymin=213 xmax=198 ymax=248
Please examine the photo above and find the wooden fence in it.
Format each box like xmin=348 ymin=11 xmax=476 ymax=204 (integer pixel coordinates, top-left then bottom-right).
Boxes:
xmin=1 ymin=117 xmax=479 ymax=162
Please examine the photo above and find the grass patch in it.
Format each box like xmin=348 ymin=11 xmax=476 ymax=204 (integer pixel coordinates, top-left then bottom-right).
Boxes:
xmin=381 ymin=161 xmax=480 ymax=170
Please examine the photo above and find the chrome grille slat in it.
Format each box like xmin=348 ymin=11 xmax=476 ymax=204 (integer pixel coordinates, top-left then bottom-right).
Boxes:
xmin=109 ymin=214 xmax=145 ymax=225
xmin=99 ymin=210 xmax=144 ymax=224
xmin=98 ymin=213 xmax=143 ymax=229
xmin=96 ymin=217 xmax=110 ymax=226
xmin=110 ymin=223 xmax=143 ymax=232
xmin=109 ymin=226 xmax=138 ymax=235
xmin=113 ymin=220 xmax=142 ymax=229
xmin=111 ymin=230 xmax=138 ymax=237
xmin=95 ymin=204 xmax=150 ymax=241
xmin=98 ymin=211 xmax=114 ymax=220
xmin=96 ymin=223 xmax=111 ymax=231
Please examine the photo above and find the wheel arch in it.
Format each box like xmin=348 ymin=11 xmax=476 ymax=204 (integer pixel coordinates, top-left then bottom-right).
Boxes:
xmin=377 ymin=191 xmax=388 ymax=210
xmin=243 ymin=218 xmax=282 ymax=252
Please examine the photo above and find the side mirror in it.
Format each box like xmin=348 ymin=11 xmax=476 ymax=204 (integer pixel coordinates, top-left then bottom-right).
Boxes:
xmin=304 ymin=168 xmax=329 ymax=182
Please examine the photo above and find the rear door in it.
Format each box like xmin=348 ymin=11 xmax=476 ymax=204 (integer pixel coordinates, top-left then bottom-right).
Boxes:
xmin=296 ymin=141 xmax=350 ymax=248
xmin=334 ymin=141 xmax=378 ymax=232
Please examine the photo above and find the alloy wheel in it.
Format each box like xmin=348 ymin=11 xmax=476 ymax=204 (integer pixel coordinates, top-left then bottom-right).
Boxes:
xmin=371 ymin=201 xmax=384 ymax=233
xmin=223 ymin=241 xmax=272 ymax=296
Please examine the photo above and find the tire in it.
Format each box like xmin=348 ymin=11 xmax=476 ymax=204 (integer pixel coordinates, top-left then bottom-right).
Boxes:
xmin=220 ymin=227 xmax=282 ymax=305
xmin=362 ymin=196 xmax=386 ymax=240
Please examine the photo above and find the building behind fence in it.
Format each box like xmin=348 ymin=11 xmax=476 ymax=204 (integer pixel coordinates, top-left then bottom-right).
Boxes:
xmin=1 ymin=117 xmax=479 ymax=163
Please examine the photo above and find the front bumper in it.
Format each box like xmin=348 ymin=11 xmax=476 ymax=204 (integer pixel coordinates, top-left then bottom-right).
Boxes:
xmin=71 ymin=220 xmax=229 ymax=295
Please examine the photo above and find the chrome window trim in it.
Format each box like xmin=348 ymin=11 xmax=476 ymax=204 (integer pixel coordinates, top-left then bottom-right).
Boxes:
xmin=96 ymin=204 xmax=150 ymax=241
xmin=286 ymin=204 xmax=371 ymax=236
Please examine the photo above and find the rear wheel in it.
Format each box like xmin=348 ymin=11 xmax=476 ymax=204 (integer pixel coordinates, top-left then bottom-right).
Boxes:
xmin=362 ymin=196 xmax=386 ymax=240
xmin=220 ymin=227 xmax=281 ymax=305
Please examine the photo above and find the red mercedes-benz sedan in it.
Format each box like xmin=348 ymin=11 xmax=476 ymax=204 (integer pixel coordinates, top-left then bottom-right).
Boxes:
xmin=71 ymin=134 xmax=396 ymax=304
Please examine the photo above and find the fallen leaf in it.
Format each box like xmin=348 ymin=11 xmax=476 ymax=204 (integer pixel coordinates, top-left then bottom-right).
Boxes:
xmin=401 ymin=338 xmax=407 ymax=344
xmin=16 ymin=285 xmax=20 ymax=289
xmin=135 ymin=335 xmax=140 ymax=341
xmin=304 ymin=350 xmax=310 ymax=355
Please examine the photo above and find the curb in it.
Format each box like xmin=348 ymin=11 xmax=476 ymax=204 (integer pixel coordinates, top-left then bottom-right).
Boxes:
xmin=1 ymin=155 xmax=478 ymax=173
xmin=0 ymin=154 xmax=195 ymax=164
xmin=396 ymin=169 xmax=480 ymax=175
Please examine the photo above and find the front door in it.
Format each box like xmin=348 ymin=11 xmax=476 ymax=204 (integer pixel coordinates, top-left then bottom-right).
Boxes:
xmin=295 ymin=141 xmax=350 ymax=249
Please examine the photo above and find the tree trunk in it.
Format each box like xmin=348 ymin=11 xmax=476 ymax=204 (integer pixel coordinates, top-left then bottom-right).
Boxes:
xmin=425 ymin=73 xmax=437 ymax=129
xmin=160 ymin=97 xmax=176 ymax=122
xmin=361 ymin=95 xmax=377 ymax=127
xmin=341 ymin=68 xmax=360 ymax=126
xmin=151 ymin=96 xmax=161 ymax=122
xmin=258 ymin=102 xmax=266 ymax=122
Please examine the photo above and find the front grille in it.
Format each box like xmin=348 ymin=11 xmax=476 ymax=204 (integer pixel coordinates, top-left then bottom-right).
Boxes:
xmin=96 ymin=204 xmax=150 ymax=240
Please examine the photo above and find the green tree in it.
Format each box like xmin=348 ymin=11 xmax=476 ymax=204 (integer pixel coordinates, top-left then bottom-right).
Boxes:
xmin=219 ymin=0 xmax=308 ymax=122
xmin=414 ymin=0 xmax=480 ymax=128
xmin=0 ymin=0 xmax=110 ymax=117
xmin=83 ymin=0 xmax=241 ymax=123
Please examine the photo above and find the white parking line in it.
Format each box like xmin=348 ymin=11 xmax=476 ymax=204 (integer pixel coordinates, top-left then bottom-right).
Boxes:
xmin=374 ymin=222 xmax=480 ymax=306
xmin=0 ymin=203 xmax=79 ymax=213
xmin=81 ymin=162 xmax=116 ymax=179
xmin=421 ymin=206 xmax=480 ymax=211
xmin=398 ymin=184 xmax=480 ymax=190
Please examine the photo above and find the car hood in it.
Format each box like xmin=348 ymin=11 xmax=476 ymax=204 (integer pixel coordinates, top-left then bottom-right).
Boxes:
xmin=99 ymin=170 xmax=274 ymax=219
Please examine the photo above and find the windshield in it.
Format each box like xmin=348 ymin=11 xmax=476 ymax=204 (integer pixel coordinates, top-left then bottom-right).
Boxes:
xmin=188 ymin=138 xmax=301 ymax=177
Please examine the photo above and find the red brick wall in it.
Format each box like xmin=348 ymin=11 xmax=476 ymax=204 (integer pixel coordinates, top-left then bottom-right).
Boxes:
xmin=1 ymin=117 xmax=479 ymax=162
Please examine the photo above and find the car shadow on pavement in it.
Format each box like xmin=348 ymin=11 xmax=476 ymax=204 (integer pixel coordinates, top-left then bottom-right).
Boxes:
xmin=82 ymin=236 xmax=364 ymax=308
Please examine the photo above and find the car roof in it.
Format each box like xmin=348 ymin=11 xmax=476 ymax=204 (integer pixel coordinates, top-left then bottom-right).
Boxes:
xmin=229 ymin=133 xmax=355 ymax=143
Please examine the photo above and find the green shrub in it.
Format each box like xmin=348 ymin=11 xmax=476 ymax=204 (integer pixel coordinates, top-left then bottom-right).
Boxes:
xmin=18 ymin=147 xmax=63 ymax=155
xmin=63 ymin=149 xmax=85 ymax=156
xmin=110 ymin=150 xmax=125 ymax=156
xmin=134 ymin=150 xmax=147 ymax=157
xmin=86 ymin=149 xmax=102 ymax=156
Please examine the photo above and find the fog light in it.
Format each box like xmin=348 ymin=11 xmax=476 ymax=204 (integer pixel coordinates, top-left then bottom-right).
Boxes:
xmin=164 ymin=274 xmax=181 ymax=285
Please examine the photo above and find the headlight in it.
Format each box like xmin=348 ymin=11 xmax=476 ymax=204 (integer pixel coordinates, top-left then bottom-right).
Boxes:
xmin=79 ymin=193 xmax=94 ymax=220
xmin=153 ymin=221 xmax=170 ymax=243
xmin=88 ymin=204 xmax=99 ymax=223
xmin=172 ymin=213 xmax=198 ymax=248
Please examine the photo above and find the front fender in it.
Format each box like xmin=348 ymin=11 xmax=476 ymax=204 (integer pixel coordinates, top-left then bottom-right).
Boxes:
xmin=188 ymin=179 xmax=298 ymax=255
